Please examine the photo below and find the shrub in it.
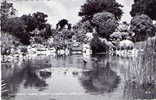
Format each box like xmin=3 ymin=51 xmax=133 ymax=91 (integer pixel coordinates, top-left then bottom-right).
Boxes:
xmin=130 ymin=14 xmax=156 ymax=42
xmin=90 ymin=34 xmax=109 ymax=54
xmin=1 ymin=32 xmax=21 ymax=55
xmin=73 ymin=21 xmax=93 ymax=42
xmin=92 ymin=11 xmax=118 ymax=39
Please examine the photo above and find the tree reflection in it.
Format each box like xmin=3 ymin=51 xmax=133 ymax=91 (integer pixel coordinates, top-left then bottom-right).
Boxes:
xmin=1 ymin=61 xmax=50 ymax=100
xmin=79 ymin=55 xmax=120 ymax=94
xmin=123 ymin=46 xmax=156 ymax=99
xmin=23 ymin=66 xmax=48 ymax=91
xmin=1 ymin=63 xmax=26 ymax=99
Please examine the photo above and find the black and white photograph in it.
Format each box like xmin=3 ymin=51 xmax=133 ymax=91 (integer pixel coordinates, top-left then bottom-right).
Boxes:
xmin=1 ymin=0 xmax=156 ymax=100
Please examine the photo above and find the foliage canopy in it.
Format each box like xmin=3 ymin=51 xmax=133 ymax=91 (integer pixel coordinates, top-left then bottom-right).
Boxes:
xmin=79 ymin=0 xmax=123 ymax=21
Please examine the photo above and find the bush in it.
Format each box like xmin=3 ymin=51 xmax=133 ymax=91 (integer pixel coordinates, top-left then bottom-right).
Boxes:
xmin=52 ymin=29 xmax=74 ymax=49
xmin=1 ymin=32 xmax=21 ymax=55
xmin=73 ymin=21 xmax=93 ymax=42
xmin=92 ymin=11 xmax=118 ymax=39
xmin=90 ymin=34 xmax=109 ymax=54
xmin=130 ymin=14 xmax=156 ymax=42
xmin=61 ymin=29 xmax=74 ymax=39
xmin=20 ymin=46 xmax=28 ymax=54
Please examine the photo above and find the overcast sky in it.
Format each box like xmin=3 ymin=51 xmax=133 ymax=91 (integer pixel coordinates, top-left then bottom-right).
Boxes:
xmin=12 ymin=0 xmax=134 ymax=28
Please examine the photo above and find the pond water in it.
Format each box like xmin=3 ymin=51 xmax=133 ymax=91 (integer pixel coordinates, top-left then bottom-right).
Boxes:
xmin=1 ymin=52 xmax=156 ymax=100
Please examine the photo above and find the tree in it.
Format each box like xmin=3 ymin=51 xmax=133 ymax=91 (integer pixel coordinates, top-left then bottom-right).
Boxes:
xmin=130 ymin=0 xmax=156 ymax=20
xmin=61 ymin=29 xmax=74 ymax=39
xmin=0 ymin=0 xmax=16 ymax=19
xmin=110 ymin=22 xmax=135 ymax=41
xmin=79 ymin=0 xmax=123 ymax=21
xmin=2 ymin=17 xmax=30 ymax=45
xmin=0 ymin=0 xmax=17 ymax=28
xmin=21 ymin=14 xmax=36 ymax=33
xmin=1 ymin=32 xmax=21 ymax=55
xmin=21 ymin=12 xmax=53 ymax=40
xmin=1 ymin=1 xmax=52 ymax=45
xmin=130 ymin=14 xmax=156 ymax=42
xmin=92 ymin=11 xmax=118 ymax=39
xmin=73 ymin=20 xmax=93 ymax=33
xmin=73 ymin=21 xmax=93 ymax=42
xmin=40 ymin=24 xmax=52 ymax=39
xmin=56 ymin=19 xmax=69 ymax=30
xmin=1 ymin=1 xmax=31 ymax=45
xmin=32 ymin=12 xmax=48 ymax=30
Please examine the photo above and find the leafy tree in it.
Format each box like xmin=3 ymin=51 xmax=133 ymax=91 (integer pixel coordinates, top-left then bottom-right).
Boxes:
xmin=61 ymin=29 xmax=74 ymax=39
xmin=40 ymin=24 xmax=52 ymax=39
xmin=73 ymin=20 xmax=93 ymax=33
xmin=73 ymin=21 xmax=93 ymax=42
xmin=21 ymin=14 xmax=36 ymax=32
xmin=79 ymin=0 xmax=123 ymax=21
xmin=0 ymin=0 xmax=17 ymax=29
xmin=1 ymin=32 xmax=21 ymax=55
xmin=130 ymin=14 xmax=156 ymax=42
xmin=32 ymin=12 xmax=48 ymax=30
xmin=1 ymin=1 xmax=31 ymax=45
xmin=2 ymin=17 xmax=30 ymax=45
xmin=130 ymin=0 xmax=156 ymax=20
xmin=21 ymin=12 xmax=49 ymax=33
xmin=44 ymin=24 xmax=52 ymax=38
xmin=21 ymin=12 xmax=52 ymax=41
xmin=0 ymin=0 xmax=16 ymax=19
xmin=92 ymin=11 xmax=118 ymax=39
xmin=110 ymin=22 xmax=135 ymax=41
xmin=56 ymin=19 xmax=69 ymax=30
xmin=1 ymin=2 xmax=52 ymax=45
xmin=21 ymin=13 xmax=52 ymax=38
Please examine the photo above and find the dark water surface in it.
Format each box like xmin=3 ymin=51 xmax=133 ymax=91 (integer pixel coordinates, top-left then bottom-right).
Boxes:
xmin=1 ymin=52 xmax=156 ymax=100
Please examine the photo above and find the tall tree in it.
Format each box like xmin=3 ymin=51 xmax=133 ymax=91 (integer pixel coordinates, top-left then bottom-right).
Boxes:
xmin=0 ymin=0 xmax=16 ymax=19
xmin=130 ymin=0 xmax=156 ymax=20
xmin=21 ymin=12 xmax=50 ymax=33
xmin=79 ymin=0 xmax=123 ymax=21
xmin=2 ymin=17 xmax=30 ymax=45
xmin=32 ymin=12 xmax=48 ymax=30
xmin=0 ymin=0 xmax=17 ymax=28
xmin=90 ymin=11 xmax=118 ymax=54
xmin=21 ymin=14 xmax=36 ymax=32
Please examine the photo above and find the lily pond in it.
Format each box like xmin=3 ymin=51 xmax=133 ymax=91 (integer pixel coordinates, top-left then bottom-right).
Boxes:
xmin=1 ymin=51 xmax=156 ymax=100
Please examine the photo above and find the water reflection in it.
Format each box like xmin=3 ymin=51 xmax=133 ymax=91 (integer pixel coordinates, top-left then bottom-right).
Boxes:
xmin=80 ymin=55 xmax=120 ymax=94
xmin=23 ymin=66 xmax=49 ymax=91
xmin=2 ymin=63 xmax=25 ymax=100
xmin=1 ymin=52 xmax=156 ymax=100
xmin=123 ymin=51 xmax=156 ymax=100
xmin=1 ymin=59 xmax=51 ymax=100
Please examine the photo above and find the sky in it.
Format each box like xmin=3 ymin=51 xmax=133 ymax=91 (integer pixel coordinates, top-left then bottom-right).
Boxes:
xmin=12 ymin=0 xmax=134 ymax=28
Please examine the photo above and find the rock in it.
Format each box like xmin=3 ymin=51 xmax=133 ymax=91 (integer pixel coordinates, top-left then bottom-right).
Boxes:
xmin=39 ymin=70 xmax=51 ymax=78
